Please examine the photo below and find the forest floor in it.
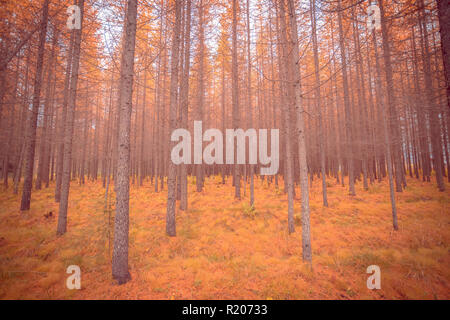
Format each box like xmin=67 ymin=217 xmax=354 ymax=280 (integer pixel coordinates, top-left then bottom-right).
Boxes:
xmin=0 ymin=175 xmax=448 ymax=299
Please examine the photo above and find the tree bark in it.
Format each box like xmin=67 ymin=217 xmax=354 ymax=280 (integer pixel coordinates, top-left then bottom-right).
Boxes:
xmin=378 ymin=0 xmax=404 ymax=193
xmin=437 ymin=0 xmax=450 ymax=110
xmin=166 ymin=0 xmax=182 ymax=237
xmin=337 ymin=0 xmax=355 ymax=196
xmin=20 ymin=0 xmax=49 ymax=211
xmin=111 ymin=0 xmax=138 ymax=285
xmin=180 ymin=0 xmax=191 ymax=211
xmin=246 ymin=0 xmax=255 ymax=207
xmin=37 ymin=30 xmax=58 ymax=190
xmin=55 ymin=30 xmax=75 ymax=202
xmin=287 ymin=0 xmax=312 ymax=261
xmin=232 ymin=0 xmax=240 ymax=199
xmin=310 ymin=0 xmax=328 ymax=206
xmin=418 ymin=0 xmax=445 ymax=191
xmin=56 ymin=0 xmax=85 ymax=233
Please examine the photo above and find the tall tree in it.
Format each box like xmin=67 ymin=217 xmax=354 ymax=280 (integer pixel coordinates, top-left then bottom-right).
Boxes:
xmin=232 ymin=0 xmax=241 ymax=199
xmin=287 ymin=0 xmax=312 ymax=262
xmin=166 ymin=0 xmax=182 ymax=237
xmin=56 ymin=0 xmax=85 ymax=234
xmin=437 ymin=0 xmax=450 ymax=110
xmin=196 ymin=0 xmax=205 ymax=193
xmin=20 ymin=0 xmax=49 ymax=211
xmin=378 ymin=0 xmax=404 ymax=192
xmin=372 ymin=28 xmax=399 ymax=230
xmin=276 ymin=0 xmax=295 ymax=234
xmin=180 ymin=0 xmax=192 ymax=211
xmin=246 ymin=0 xmax=254 ymax=207
xmin=36 ymin=29 xmax=58 ymax=190
xmin=111 ymin=0 xmax=138 ymax=284
xmin=310 ymin=0 xmax=328 ymax=206
xmin=55 ymin=30 xmax=75 ymax=202
xmin=418 ymin=0 xmax=445 ymax=191
xmin=337 ymin=0 xmax=356 ymax=196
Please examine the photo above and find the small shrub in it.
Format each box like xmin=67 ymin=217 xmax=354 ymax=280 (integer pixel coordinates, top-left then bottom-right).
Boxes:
xmin=242 ymin=203 xmax=257 ymax=219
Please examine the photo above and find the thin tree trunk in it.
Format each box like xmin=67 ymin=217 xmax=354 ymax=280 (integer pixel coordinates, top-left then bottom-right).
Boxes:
xmin=4 ymin=56 xmax=20 ymax=188
xmin=55 ymin=30 xmax=75 ymax=202
xmin=111 ymin=0 xmax=138 ymax=285
xmin=437 ymin=0 xmax=450 ymax=109
xmin=37 ymin=30 xmax=58 ymax=190
xmin=232 ymin=0 xmax=240 ymax=199
xmin=372 ymin=24 xmax=398 ymax=230
xmin=166 ymin=0 xmax=182 ymax=237
xmin=180 ymin=0 xmax=191 ymax=210
xmin=378 ymin=0 xmax=404 ymax=193
xmin=287 ymin=0 xmax=312 ymax=261
xmin=246 ymin=0 xmax=254 ymax=207
xmin=418 ymin=0 xmax=445 ymax=191
xmin=20 ymin=0 xmax=49 ymax=211
xmin=276 ymin=1 xmax=295 ymax=234
xmin=56 ymin=0 xmax=85 ymax=233
xmin=310 ymin=0 xmax=328 ymax=206
xmin=337 ymin=0 xmax=355 ymax=196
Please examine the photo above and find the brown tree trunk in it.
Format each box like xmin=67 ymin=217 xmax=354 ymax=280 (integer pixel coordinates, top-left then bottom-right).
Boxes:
xmin=352 ymin=8 xmax=370 ymax=191
xmin=111 ymin=0 xmax=138 ymax=285
xmin=55 ymin=30 xmax=75 ymax=202
xmin=232 ymin=0 xmax=240 ymax=199
xmin=166 ymin=0 xmax=182 ymax=237
xmin=37 ymin=30 xmax=58 ymax=190
xmin=246 ymin=0 xmax=254 ymax=207
xmin=196 ymin=0 xmax=205 ymax=193
xmin=3 ymin=56 xmax=20 ymax=188
xmin=372 ymin=24 xmax=398 ymax=230
xmin=418 ymin=0 xmax=445 ymax=191
xmin=378 ymin=0 xmax=404 ymax=193
xmin=337 ymin=0 xmax=355 ymax=196
xmin=180 ymin=0 xmax=191 ymax=211
xmin=310 ymin=0 xmax=328 ymax=206
xmin=437 ymin=0 xmax=450 ymax=110
xmin=276 ymin=0 xmax=295 ymax=234
xmin=20 ymin=0 xmax=49 ymax=211
xmin=287 ymin=0 xmax=312 ymax=261
xmin=139 ymin=58 xmax=147 ymax=186
xmin=56 ymin=0 xmax=85 ymax=233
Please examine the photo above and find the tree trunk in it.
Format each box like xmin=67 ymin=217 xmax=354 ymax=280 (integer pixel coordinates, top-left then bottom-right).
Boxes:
xmin=246 ymin=0 xmax=254 ymax=207
xmin=418 ymin=0 xmax=445 ymax=191
xmin=20 ymin=0 xmax=49 ymax=211
xmin=56 ymin=0 xmax=85 ymax=233
xmin=111 ymin=0 xmax=138 ymax=284
xmin=180 ymin=0 xmax=191 ymax=210
xmin=232 ymin=0 xmax=240 ymax=199
xmin=337 ymin=0 xmax=355 ymax=196
xmin=437 ymin=0 xmax=450 ymax=110
xmin=287 ymin=0 xmax=312 ymax=262
xmin=378 ymin=0 xmax=404 ymax=193
xmin=310 ymin=0 xmax=328 ymax=206
xmin=36 ymin=30 xmax=58 ymax=190
xmin=55 ymin=30 xmax=75 ymax=202
xmin=166 ymin=0 xmax=182 ymax=237
xmin=372 ymin=24 xmax=398 ymax=230
xmin=196 ymin=0 xmax=205 ymax=193
xmin=276 ymin=0 xmax=295 ymax=234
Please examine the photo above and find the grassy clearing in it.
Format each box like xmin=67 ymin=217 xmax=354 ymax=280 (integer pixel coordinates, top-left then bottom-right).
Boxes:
xmin=0 ymin=176 xmax=448 ymax=299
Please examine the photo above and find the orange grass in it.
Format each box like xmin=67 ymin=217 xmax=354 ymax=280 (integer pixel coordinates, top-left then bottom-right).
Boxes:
xmin=0 ymin=175 xmax=448 ymax=299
